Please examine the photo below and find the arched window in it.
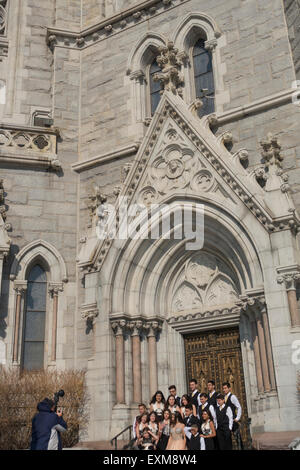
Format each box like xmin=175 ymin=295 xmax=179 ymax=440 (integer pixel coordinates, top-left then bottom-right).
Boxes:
xmin=192 ymin=38 xmax=215 ymax=117
xmin=149 ymin=58 xmax=163 ymax=116
xmin=22 ymin=264 xmax=47 ymax=370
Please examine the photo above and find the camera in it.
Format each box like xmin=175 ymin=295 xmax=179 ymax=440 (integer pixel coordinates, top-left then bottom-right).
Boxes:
xmin=53 ymin=389 xmax=65 ymax=411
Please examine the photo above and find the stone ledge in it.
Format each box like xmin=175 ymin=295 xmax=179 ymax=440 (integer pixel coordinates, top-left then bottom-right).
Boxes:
xmin=46 ymin=0 xmax=191 ymax=51
xmin=71 ymin=143 xmax=140 ymax=173
xmin=252 ymin=431 xmax=300 ymax=450
xmin=0 ymin=123 xmax=61 ymax=170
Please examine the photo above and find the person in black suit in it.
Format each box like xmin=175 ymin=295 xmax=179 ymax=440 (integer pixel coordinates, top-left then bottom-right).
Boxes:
xmin=183 ymin=404 xmax=201 ymax=448
xmin=207 ymin=380 xmax=218 ymax=408
xmin=189 ymin=378 xmax=200 ymax=416
xmin=215 ymin=394 xmax=233 ymax=450
xmin=184 ymin=424 xmax=205 ymax=450
xmin=168 ymin=385 xmax=181 ymax=407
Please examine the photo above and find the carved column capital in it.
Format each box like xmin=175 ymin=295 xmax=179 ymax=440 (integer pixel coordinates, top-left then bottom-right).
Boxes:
xmin=130 ymin=70 xmax=146 ymax=83
xmin=111 ymin=318 xmax=128 ymax=336
xmin=128 ymin=319 xmax=144 ymax=336
xmin=144 ymin=320 xmax=163 ymax=338
xmin=48 ymin=282 xmax=64 ymax=297
xmin=277 ymin=266 xmax=300 ymax=291
xmin=235 ymin=294 xmax=265 ymax=318
xmin=204 ymin=38 xmax=218 ymax=51
xmin=81 ymin=302 xmax=99 ymax=325
xmin=13 ymin=281 xmax=27 ymax=295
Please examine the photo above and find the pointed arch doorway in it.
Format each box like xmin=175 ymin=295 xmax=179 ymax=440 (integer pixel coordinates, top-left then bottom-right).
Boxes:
xmin=184 ymin=326 xmax=249 ymax=447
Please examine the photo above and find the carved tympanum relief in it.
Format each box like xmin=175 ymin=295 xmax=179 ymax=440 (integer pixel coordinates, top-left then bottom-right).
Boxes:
xmin=137 ymin=126 xmax=236 ymax=206
xmin=171 ymin=252 xmax=239 ymax=313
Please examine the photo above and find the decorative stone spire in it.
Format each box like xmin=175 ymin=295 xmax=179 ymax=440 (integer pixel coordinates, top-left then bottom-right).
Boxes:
xmin=153 ymin=41 xmax=185 ymax=96
xmin=260 ymin=133 xmax=288 ymax=193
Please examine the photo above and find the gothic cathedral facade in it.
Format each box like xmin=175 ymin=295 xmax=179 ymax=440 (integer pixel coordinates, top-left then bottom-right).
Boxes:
xmin=0 ymin=0 xmax=300 ymax=444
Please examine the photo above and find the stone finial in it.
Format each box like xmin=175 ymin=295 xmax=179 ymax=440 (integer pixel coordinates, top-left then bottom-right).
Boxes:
xmin=153 ymin=41 xmax=184 ymax=96
xmin=260 ymin=133 xmax=283 ymax=169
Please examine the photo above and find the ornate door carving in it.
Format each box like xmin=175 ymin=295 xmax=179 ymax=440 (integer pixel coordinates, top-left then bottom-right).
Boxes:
xmin=184 ymin=327 xmax=249 ymax=446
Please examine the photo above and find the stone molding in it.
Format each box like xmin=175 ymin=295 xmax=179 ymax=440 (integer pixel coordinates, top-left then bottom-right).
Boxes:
xmin=71 ymin=143 xmax=140 ymax=173
xmin=79 ymin=92 xmax=300 ymax=275
xmin=0 ymin=123 xmax=61 ymax=170
xmin=216 ymin=88 xmax=297 ymax=126
xmin=168 ymin=289 xmax=266 ymax=333
xmin=47 ymin=0 xmax=190 ymax=51
xmin=71 ymin=89 xmax=297 ymax=178
xmin=10 ymin=239 xmax=68 ymax=284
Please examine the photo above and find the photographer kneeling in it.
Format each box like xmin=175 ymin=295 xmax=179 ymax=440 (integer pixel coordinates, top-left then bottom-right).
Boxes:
xmin=30 ymin=398 xmax=67 ymax=450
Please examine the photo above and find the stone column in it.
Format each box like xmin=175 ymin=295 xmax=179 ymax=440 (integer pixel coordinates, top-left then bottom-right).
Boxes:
xmin=256 ymin=312 xmax=271 ymax=392
xmin=261 ymin=306 xmax=277 ymax=391
xmin=287 ymin=288 xmax=300 ymax=327
xmin=48 ymin=283 xmax=63 ymax=362
xmin=130 ymin=70 xmax=146 ymax=123
xmin=146 ymin=321 xmax=162 ymax=398
xmin=12 ymin=282 xmax=27 ymax=363
xmin=111 ymin=320 xmax=127 ymax=405
xmin=251 ymin=319 xmax=264 ymax=394
xmin=277 ymin=272 xmax=300 ymax=327
xmin=130 ymin=320 xmax=143 ymax=405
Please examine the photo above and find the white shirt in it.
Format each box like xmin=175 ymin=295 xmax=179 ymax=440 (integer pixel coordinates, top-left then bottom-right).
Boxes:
xmin=197 ymin=399 xmax=217 ymax=427
xmin=225 ymin=392 xmax=242 ymax=421
xmin=184 ymin=427 xmax=205 ymax=450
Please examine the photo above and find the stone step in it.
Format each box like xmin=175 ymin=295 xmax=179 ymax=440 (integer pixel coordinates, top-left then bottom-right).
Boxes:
xmin=73 ymin=440 xmax=129 ymax=450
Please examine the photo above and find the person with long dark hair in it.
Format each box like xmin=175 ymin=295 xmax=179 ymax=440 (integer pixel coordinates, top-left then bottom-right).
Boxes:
xmin=200 ymin=409 xmax=216 ymax=450
xmin=148 ymin=411 xmax=159 ymax=448
xmin=180 ymin=394 xmax=197 ymax=419
xmin=156 ymin=409 xmax=171 ymax=450
xmin=135 ymin=412 xmax=149 ymax=447
xmin=149 ymin=390 xmax=165 ymax=422
xmin=165 ymin=395 xmax=181 ymax=415
xmin=166 ymin=412 xmax=186 ymax=450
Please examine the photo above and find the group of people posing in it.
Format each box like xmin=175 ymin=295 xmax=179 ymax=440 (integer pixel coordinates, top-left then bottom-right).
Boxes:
xmin=130 ymin=380 xmax=243 ymax=451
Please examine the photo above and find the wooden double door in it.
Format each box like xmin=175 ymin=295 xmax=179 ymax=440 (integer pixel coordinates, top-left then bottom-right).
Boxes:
xmin=184 ymin=327 xmax=249 ymax=447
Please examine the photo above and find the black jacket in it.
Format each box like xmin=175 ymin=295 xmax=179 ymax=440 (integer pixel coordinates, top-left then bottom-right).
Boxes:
xmin=30 ymin=399 xmax=67 ymax=450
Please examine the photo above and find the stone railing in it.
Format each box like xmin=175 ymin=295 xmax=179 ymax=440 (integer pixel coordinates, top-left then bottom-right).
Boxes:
xmin=0 ymin=124 xmax=61 ymax=170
